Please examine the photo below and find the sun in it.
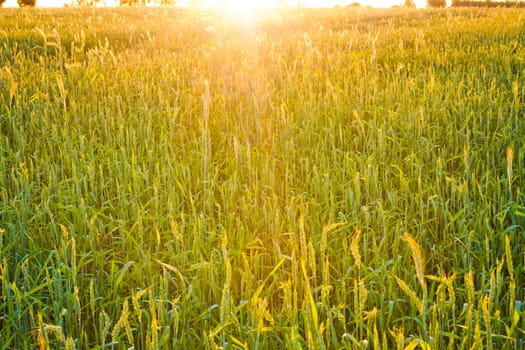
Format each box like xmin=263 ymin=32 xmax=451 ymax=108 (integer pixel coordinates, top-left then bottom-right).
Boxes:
xmin=221 ymin=0 xmax=280 ymax=8
xmin=216 ymin=0 xmax=279 ymax=27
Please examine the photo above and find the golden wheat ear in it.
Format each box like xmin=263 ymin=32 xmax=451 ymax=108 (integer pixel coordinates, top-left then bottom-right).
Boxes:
xmin=403 ymin=233 xmax=427 ymax=296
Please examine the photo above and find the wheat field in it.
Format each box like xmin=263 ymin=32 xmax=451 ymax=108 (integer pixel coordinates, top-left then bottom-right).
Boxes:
xmin=0 ymin=6 xmax=524 ymax=349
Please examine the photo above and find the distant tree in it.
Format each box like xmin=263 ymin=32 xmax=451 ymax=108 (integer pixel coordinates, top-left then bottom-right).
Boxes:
xmin=18 ymin=0 xmax=35 ymax=6
xmin=427 ymin=0 xmax=446 ymax=6
xmin=405 ymin=0 xmax=416 ymax=7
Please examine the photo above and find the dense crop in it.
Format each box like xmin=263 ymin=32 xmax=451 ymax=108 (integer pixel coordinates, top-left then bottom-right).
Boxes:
xmin=0 ymin=7 xmax=524 ymax=349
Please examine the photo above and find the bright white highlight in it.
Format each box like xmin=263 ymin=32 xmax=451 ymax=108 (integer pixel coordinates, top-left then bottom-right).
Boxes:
xmin=26 ymin=0 xmax=429 ymax=10
xmin=217 ymin=0 xmax=277 ymax=10
xmin=95 ymin=0 xmax=120 ymax=6
xmin=2 ymin=0 xmax=20 ymax=7
xmin=34 ymin=0 xmax=71 ymax=7
xmin=204 ymin=0 xmax=424 ymax=8
xmin=145 ymin=0 xmax=160 ymax=6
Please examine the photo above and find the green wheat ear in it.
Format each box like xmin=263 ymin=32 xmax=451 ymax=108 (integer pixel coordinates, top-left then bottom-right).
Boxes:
xmin=393 ymin=275 xmax=423 ymax=314
xmin=506 ymin=146 xmax=513 ymax=195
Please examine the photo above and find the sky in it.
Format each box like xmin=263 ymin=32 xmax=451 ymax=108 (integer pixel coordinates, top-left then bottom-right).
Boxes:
xmin=3 ymin=0 xmax=424 ymax=9
xmin=176 ymin=0 xmax=413 ymax=8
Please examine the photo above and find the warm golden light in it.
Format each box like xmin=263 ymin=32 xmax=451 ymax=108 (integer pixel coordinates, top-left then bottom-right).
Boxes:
xmin=223 ymin=0 xmax=279 ymax=8
xmin=26 ymin=0 xmax=430 ymax=10
xmin=215 ymin=0 xmax=279 ymax=27
xmin=34 ymin=0 xmax=71 ymax=7
xmin=1 ymin=0 xmax=20 ymax=7
xmin=205 ymin=0 xmax=428 ymax=9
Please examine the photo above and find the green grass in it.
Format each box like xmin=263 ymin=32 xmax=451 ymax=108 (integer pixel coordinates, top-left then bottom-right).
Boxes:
xmin=0 ymin=6 xmax=524 ymax=349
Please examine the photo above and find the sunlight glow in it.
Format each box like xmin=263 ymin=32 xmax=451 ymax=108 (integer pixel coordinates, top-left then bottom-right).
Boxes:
xmin=35 ymin=0 xmax=71 ymax=7
xmin=214 ymin=0 xmax=280 ymax=27
xmin=223 ymin=0 xmax=279 ymax=8
xmin=218 ymin=2 xmax=256 ymax=27
xmin=1 ymin=0 xmax=20 ymax=7
xmin=145 ymin=0 xmax=161 ymax=6
xmin=95 ymin=0 xmax=121 ymax=6
xmin=27 ymin=0 xmax=431 ymax=10
xmin=203 ymin=0 xmax=427 ymax=9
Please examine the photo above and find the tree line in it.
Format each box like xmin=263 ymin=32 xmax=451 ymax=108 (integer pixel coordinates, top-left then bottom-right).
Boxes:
xmin=412 ymin=0 xmax=525 ymax=7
